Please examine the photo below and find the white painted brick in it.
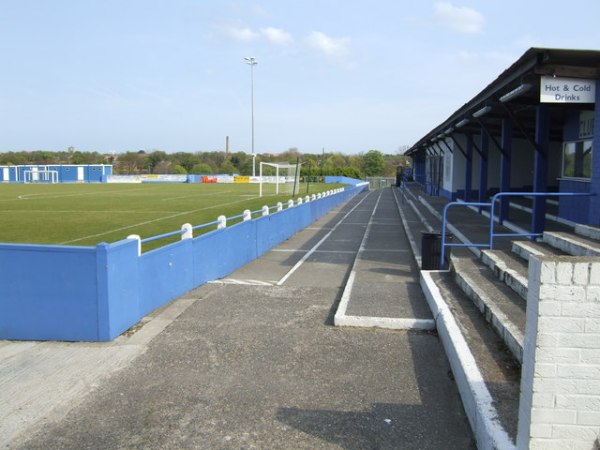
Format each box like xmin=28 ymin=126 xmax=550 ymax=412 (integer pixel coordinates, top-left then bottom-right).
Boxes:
xmin=575 ymin=379 xmax=600 ymax=395
xmin=557 ymin=364 xmax=600 ymax=379
xmin=536 ymin=347 xmax=580 ymax=364
xmin=539 ymin=285 xmax=558 ymax=300
xmin=532 ymin=392 xmax=555 ymax=408
xmin=556 ymin=395 xmax=600 ymax=412
xmin=530 ymin=438 xmax=575 ymax=450
xmin=540 ymin=261 xmax=557 ymax=284
xmin=581 ymin=349 xmax=600 ymax=365
xmin=536 ymin=333 xmax=559 ymax=348
xmin=590 ymin=263 xmax=600 ymax=284
xmin=556 ymin=262 xmax=574 ymax=285
xmin=531 ymin=408 xmax=576 ymax=425
xmin=577 ymin=410 xmax=600 ymax=426
xmin=534 ymin=362 xmax=557 ymax=378
xmin=538 ymin=300 xmax=562 ymax=317
xmin=572 ymin=441 xmax=600 ymax=450
xmin=539 ymin=317 xmax=585 ymax=333
xmin=573 ymin=263 xmax=590 ymax=285
xmin=530 ymin=423 xmax=553 ymax=438
xmin=524 ymin=257 xmax=600 ymax=449
xmin=527 ymin=438 xmax=573 ymax=450
xmin=538 ymin=284 xmax=557 ymax=302
xmin=562 ymin=303 xmax=600 ymax=318
xmin=559 ymin=333 xmax=600 ymax=349
xmin=555 ymin=285 xmax=586 ymax=302
xmin=552 ymin=424 xmax=599 ymax=440
xmin=534 ymin=377 xmax=578 ymax=395
xmin=587 ymin=286 xmax=600 ymax=302
xmin=585 ymin=318 xmax=600 ymax=333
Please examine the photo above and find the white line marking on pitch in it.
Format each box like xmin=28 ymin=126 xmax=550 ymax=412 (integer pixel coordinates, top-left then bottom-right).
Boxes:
xmin=159 ymin=191 xmax=234 ymax=201
xmin=58 ymin=196 xmax=262 ymax=244
xmin=0 ymin=210 xmax=184 ymax=214
xmin=13 ymin=188 xmax=147 ymax=201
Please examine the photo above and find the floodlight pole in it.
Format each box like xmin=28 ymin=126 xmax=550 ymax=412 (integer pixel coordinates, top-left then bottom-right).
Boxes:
xmin=244 ymin=57 xmax=258 ymax=177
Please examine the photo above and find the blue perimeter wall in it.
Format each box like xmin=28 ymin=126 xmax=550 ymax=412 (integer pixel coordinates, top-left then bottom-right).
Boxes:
xmin=0 ymin=184 xmax=367 ymax=342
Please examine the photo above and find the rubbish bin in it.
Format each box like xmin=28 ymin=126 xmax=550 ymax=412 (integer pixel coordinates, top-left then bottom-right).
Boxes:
xmin=421 ymin=231 xmax=453 ymax=270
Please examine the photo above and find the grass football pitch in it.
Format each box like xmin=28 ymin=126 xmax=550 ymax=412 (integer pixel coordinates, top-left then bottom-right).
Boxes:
xmin=0 ymin=182 xmax=343 ymax=249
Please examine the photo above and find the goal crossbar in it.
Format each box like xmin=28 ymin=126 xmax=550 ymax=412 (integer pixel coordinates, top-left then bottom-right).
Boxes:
xmin=259 ymin=162 xmax=301 ymax=197
xmin=24 ymin=169 xmax=59 ymax=184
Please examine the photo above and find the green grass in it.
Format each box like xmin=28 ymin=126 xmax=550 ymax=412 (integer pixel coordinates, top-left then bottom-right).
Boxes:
xmin=0 ymin=182 xmax=343 ymax=248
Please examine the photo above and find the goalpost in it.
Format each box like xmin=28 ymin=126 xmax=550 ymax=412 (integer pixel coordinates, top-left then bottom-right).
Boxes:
xmin=24 ymin=169 xmax=59 ymax=184
xmin=259 ymin=161 xmax=301 ymax=197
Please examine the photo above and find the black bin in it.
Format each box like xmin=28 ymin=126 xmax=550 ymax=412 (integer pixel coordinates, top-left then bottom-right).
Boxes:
xmin=421 ymin=232 xmax=453 ymax=270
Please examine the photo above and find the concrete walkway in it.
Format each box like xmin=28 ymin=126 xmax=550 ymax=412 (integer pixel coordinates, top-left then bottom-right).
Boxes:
xmin=3 ymin=189 xmax=475 ymax=449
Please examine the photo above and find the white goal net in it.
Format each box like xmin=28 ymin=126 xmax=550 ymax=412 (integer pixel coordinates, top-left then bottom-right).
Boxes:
xmin=259 ymin=162 xmax=301 ymax=197
xmin=24 ymin=169 xmax=59 ymax=184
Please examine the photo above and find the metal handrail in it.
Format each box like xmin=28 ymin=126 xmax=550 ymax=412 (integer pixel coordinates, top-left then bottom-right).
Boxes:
xmin=192 ymin=220 xmax=220 ymax=231
xmin=440 ymin=201 xmax=491 ymax=267
xmin=141 ymin=229 xmax=185 ymax=244
xmin=134 ymin=189 xmax=343 ymax=249
xmin=440 ymin=191 xmax=593 ymax=268
xmin=488 ymin=191 xmax=593 ymax=249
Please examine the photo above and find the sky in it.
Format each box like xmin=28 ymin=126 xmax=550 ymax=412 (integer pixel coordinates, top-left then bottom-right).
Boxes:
xmin=1 ymin=1 xmax=600 ymax=155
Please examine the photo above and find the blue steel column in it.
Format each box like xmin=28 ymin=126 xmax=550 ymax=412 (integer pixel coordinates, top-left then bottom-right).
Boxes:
xmin=465 ymin=135 xmax=473 ymax=201
xmin=532 ymin=105 xmax=550 ymax=235
xmin=500 ymin=118 xmax=513 ymax=223
xmin=478 ymin=129 xmax=489 ymax=209
xmin=589 ymin=79 xmax=600 ymax=226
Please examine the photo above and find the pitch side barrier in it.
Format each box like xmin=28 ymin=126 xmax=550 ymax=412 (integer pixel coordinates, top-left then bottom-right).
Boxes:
xmin=0 ymin=183 xmax=367 ymax=342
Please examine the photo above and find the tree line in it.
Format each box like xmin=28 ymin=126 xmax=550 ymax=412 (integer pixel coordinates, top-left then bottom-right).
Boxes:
xmin=0 ymin=148 xmax=410 ymax=178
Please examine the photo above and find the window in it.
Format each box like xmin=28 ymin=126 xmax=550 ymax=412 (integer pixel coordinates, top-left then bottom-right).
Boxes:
xmin=562 ymin=140 xmax=592 ymax=179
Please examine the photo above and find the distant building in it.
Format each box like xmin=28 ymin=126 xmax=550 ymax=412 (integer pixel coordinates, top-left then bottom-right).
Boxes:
xmin=0 ymin=164 xmax=113 ymax=183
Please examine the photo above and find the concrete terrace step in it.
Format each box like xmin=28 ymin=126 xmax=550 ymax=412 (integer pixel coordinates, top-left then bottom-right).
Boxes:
xmin=480 ymin=249 xmax=528 ymax=301
xmin=452 ymin=256 xmax=525 ymax=364
xmin=544 ymin=231 xmax=600 ymax=257
xmin=401 ymin=185 xmax=521 ymax=447
xmin=401 ymin=186 xmax=440 ymax=232
xmin=511 ymin=240 xmax=568 ymax=262
xmin=392 ymin=189 xmax=428 ymax=265
xmin=576 ymin=223 xmax=600 ymax=241
xmin=423 ymin=270 xmax=520 ymax=446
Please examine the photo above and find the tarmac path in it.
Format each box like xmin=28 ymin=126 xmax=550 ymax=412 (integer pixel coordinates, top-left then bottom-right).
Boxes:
xmin=7 ymin=189 xmax=475 ymax=449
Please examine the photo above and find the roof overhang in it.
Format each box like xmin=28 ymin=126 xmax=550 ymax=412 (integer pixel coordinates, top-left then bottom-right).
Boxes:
xmin=405 ymin=48 xmax=600 ymax=156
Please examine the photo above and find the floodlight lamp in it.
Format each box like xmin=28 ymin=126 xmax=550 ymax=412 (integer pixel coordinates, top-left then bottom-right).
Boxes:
xmin=456 ymin=119 xmax=470 ymax=128
xmin=499 ymin=83 xmax=532 ymax=103
xmin=473 ymin=106 xmax=492 ymax=118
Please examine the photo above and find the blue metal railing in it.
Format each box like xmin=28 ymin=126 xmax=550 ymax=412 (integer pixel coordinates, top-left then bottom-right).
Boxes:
xmin=192 ymin=219 xmax=221 ymax=232
xmin=440 ymin=202 xmax=491 ymax=268
xmin=440 ymin=191 xmax=593 ymax=268
xmin=133 ymin=189 xmax=345 ymax=250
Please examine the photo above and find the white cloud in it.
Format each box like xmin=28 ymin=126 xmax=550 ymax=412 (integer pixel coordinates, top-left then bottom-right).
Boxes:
xmin=434 ymin=2 xmax=485 ymax=34
xmin=307 ymin=31 xmax=349 ymax=57
xmin=222 ymin=25 xmax=260 ymax=42
xmin=306 ymin=31 xmax=354 ymax=68
xmin=261 ymin=27 xmax=293 ymax=45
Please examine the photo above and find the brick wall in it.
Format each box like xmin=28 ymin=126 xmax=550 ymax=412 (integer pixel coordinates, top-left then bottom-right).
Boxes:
xmin=518 ymin=255 xmax=600 ymax=450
